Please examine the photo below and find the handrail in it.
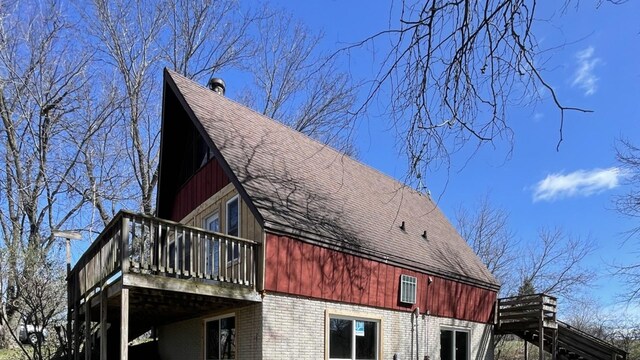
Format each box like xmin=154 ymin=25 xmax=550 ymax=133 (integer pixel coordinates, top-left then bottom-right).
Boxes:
xmin=68 ymin=211 xmax=259 ymax=305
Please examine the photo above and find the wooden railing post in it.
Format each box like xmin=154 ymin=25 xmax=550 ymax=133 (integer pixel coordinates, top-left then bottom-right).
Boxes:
xmin=120 ymin=216 xmax=130 ymax=274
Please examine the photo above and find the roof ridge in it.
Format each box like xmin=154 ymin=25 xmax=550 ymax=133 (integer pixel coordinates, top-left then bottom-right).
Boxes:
xmin=165 ymin=69 xmax=431 ymax=204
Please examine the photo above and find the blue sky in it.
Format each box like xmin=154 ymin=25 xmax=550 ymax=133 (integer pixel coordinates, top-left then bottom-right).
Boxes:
xmin=266 ymin=1 xmax=640 ymax=309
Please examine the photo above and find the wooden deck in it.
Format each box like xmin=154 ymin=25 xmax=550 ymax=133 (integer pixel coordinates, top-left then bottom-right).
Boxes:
xmin=496 ymin=294 xmax=626 ymax=360
xmin=66 ymin=210 xmax=262 ymax=360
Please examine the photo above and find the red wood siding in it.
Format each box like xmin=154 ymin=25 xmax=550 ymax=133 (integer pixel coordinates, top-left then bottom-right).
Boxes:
xmin=170 ymin=159 xmax=230 ymax=221
xmin=264 ymin=233 xmax=496 ymax=324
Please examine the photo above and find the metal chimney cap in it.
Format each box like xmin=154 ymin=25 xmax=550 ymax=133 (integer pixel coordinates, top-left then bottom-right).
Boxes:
xmin=207 ymin=77 xmax=226 ymax=95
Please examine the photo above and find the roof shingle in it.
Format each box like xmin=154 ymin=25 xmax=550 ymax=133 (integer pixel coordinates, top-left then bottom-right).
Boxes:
xmin=165 ymin=69 xmax=499 ymax=289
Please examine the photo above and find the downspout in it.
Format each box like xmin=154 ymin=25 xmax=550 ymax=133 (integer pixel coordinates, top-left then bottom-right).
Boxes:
xmin=413 ymin=307 xmax=420 ymax=360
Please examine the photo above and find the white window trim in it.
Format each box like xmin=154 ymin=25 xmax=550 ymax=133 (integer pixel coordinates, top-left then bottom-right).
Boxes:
xmin=225 ymin=195 xmax=241 ymax=265
xmin=203 ymin=313 xmax=236 ymax=360
xmin=325 ymin=310 xmax=382 ymax=360
xmin=440 ymin=326 xmax=471 ymax=360
xmin=204 ymin=212 xmax=220 ymax=232
xmin=225 ymin=195 xmax=240 ymax=237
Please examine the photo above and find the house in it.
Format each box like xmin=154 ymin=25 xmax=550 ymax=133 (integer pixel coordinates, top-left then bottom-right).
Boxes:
xmin=66 ymin=69 xmax=499 ymax=360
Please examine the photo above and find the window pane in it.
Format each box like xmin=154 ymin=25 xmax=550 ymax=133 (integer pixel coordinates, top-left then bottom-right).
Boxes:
xmin=355 ymin=321 xmax=377 ymax=359
xmin=207 ymin=216 xmax=220 ymax=232
xmin=455 ymin=331 xmax=468 ymax=360
xmin=206 ymin=320 xmax=220 ymax=360
xmin=227 ymin=199 xmax=238 ymax=237
xmin=330 ymin=318 xmax=352 ymax=359
xmin=440 ymin=330 xmax=453 ymax=360
xmin=220 ymin=317 xmax=236 ymax=359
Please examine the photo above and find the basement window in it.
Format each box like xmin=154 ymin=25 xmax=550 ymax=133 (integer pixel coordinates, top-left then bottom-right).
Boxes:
xmin=205 ymin=314 xmax=236 ymax=359
xmin=440 ymin=328 xmax=469 ymax=360
xmin=328 ymin=315 xmax=379 ymax=360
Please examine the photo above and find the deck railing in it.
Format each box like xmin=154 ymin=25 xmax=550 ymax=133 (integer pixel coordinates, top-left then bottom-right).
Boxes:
xmin=497 ymin=293 xmax=558 ymax=331
xmin=68 ymin=210 xmax=259 ymax=305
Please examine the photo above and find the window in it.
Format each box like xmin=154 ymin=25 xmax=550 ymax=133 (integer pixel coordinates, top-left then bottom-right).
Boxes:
xmin=226 ymin=196 xmax=239 ymax=237
xmin=225 ymin=196 xmax=240 ymax=261
xmin=204 ymin=213 xmax=220 ymax=275
xmin=399 ymin=274 xmax=417 ymax=304
xmin=205 ymin=213 xmax=220 ymax=233
xmin=440 ymin=328 xmax=469 ymax=360
xmin=205 ymin=314 xmax=235 ymax=359
xmin=328 ymin=316 xmax=379 ymax=360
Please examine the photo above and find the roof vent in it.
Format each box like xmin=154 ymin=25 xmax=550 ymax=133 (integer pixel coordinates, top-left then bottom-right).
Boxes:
xmin=207 ymin=77 xmax=226 ymax=95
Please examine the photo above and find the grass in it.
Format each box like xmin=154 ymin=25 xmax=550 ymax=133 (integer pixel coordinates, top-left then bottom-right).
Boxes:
xmin=0 ymin=348 xmax=23 ymax=360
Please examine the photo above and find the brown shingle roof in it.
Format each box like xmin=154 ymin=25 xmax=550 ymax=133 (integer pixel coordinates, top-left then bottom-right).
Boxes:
xmin=164 ymin=69 xmax=499 ymax=289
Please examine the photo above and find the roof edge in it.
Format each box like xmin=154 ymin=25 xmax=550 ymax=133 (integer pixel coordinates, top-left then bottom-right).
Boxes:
xmin=161 ymin=68 xmax=266 ymax=227
xmin=264 ymin=220 xmax=501 ymax=292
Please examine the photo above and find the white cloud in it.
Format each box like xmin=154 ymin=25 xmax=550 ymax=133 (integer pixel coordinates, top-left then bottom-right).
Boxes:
xmin=571 ymin=46 xmax=601 ymax=96
xmin=533 ymin=167 xmax=624 ymax=202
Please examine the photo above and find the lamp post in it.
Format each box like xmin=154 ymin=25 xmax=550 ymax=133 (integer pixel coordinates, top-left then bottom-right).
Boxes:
xmin=52 ymin=230 xmax=82 ymax=274
xmin=53 ymin=230 xmax=81 ymax=360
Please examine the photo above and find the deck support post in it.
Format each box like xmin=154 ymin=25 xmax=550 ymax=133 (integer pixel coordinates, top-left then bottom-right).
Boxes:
xmin=73 ymin=299 xmax=80 ymax=360
xmin=100 ymin=290 xmax=108 ymax=360
xmin=120 ymin=288 xmax=129 ymax=360
xmin=539 ymin=306 xmax=545 ymax=360
xmin=524 ymin=340 xmax=528 ymax=360
xmin=552 ymin=328 xmax=557 ymax=360
xmin=84 ymin=300 xmax=91 ymax=360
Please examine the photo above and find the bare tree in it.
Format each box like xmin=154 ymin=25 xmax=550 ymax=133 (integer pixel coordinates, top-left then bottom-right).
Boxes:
xmin=456 ymin=196 xmax=518 ymax=295
xmin=0 ymin=247 xmax=67 ymax=360
xmin=163 ymin=0 xmax=257 ymax=81
xmin=347 ymin=0 xmax=629 ymax=183
xmin=0 ymin=1 xmax=117 ymax=355
xmin=517 ymin=227 xmax=595 ymax=300
xmin=614 ymin=138 xmax=640 ymax=303
xmin=456 ymin=197 xmax=595 ymax=299
xmin=89 ymin=0 xmax=167 ymax=215
xmin=239 ymin=12 xmax=359 ymax=155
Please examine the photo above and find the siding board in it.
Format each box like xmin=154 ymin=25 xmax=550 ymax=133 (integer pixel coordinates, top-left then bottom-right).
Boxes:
xmin=264 ymin=233 xmax=496 ymax=324
xmin=170 ymin=159 xmax=230 ymax=221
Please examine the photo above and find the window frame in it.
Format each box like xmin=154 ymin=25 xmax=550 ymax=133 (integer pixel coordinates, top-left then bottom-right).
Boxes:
xmin=204 ymin=212 xmax=220 ymax=233
xmin=203 ymin=313 xmax=236 ymax=360
xmin=225 ymin=195 xmax=240 ymax=263
xmin=225 ymin=195 xmax=240 ymax=237
xmin=203 ymin=212 xmax=221 ymax=276
xmin=325 ymin=311 xmax=382 ymax=360
xmin=440 ymin=326 xmax=470 ymax=360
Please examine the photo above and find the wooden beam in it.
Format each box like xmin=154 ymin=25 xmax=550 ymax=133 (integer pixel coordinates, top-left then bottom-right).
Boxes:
xmin=121 ymin=288 xmax=129 ymax=360
xmin=121 ymin=273 xmax=261 ymax=302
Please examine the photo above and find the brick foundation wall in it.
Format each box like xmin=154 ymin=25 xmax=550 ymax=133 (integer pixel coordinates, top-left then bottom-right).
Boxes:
xmin=262 ymin=293 xmax=494 ymax=360
xmin=157 ymin=293 xmax=493 ymax=360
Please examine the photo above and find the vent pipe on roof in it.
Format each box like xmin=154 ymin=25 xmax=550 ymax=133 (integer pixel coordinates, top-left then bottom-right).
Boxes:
xmin=207 ymin=77 xmax=226 ymax=95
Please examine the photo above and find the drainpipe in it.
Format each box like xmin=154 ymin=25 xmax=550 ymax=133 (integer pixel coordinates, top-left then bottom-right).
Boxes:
xmin=413 ymin=307 xmax=420 ymax=360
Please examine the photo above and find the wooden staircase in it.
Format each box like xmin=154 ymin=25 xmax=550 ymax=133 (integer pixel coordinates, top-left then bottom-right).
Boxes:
xmin=496 ymin=294 xmax=627 ymax=360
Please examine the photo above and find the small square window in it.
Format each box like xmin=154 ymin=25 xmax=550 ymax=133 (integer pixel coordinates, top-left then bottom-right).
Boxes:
xmin=400 ymin=274 xmax=417 ymax=304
